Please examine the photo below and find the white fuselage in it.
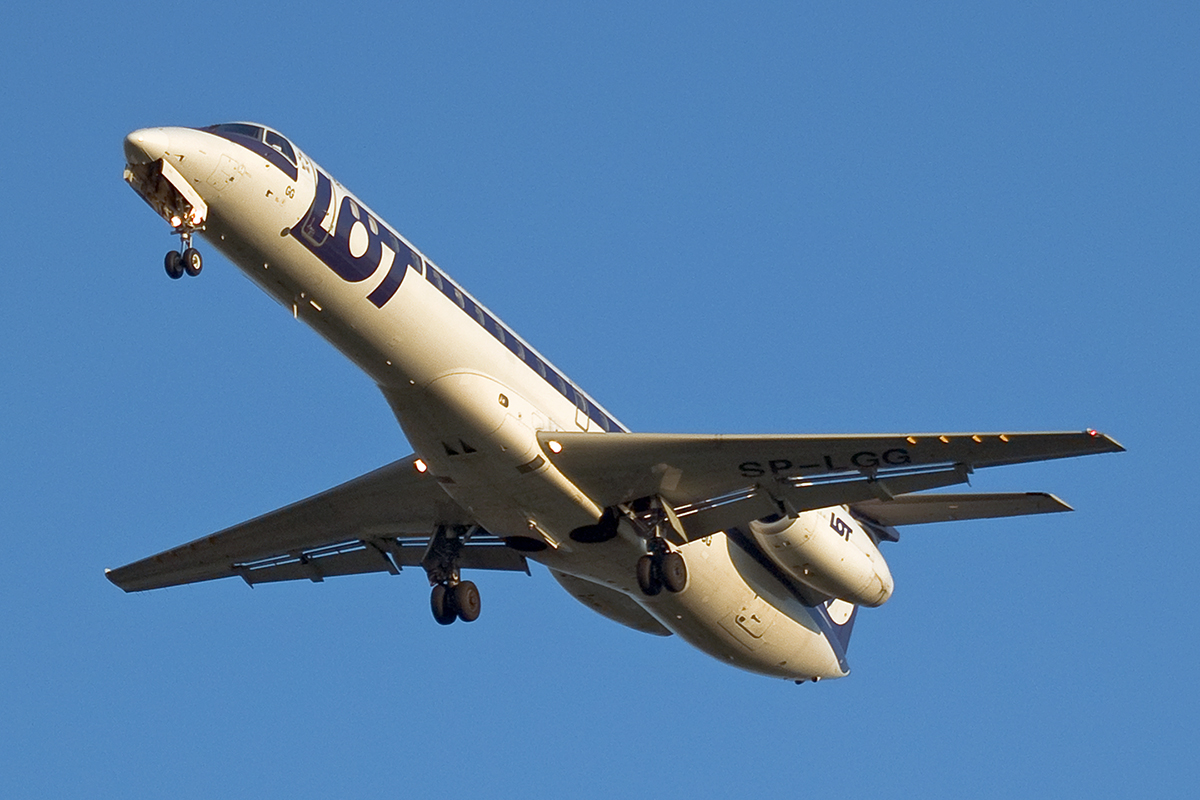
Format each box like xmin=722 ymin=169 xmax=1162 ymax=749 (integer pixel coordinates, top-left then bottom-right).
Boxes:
xmin=125 ymin=125 xmax=865 ymax=681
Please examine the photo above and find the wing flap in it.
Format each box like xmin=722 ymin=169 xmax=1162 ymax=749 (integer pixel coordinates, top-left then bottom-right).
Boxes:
xmin=852 ymin=492 xmax=1073 ymax=527
xmin=671 ymin=463 xmax=974 ymax=540
xmin=235 ymin=540 xmax=399 ymax=585
xmin=227 ymin=536 xmax=529 ymax=587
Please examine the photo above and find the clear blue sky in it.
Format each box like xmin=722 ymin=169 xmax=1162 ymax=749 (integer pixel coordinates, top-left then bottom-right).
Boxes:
xmin=2 ymin=2 xmax=1194 ymax=797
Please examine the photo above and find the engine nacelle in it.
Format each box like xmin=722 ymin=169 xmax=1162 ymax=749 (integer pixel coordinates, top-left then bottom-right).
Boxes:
xmin=748 ymin=507 xmax=894 ymax=607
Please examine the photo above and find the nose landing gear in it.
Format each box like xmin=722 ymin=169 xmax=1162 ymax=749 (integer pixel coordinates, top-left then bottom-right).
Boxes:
xmin=164 ymin=231 xmax=203 ymax=279
xmin=123 ymin=158 xmax=207 ymax=281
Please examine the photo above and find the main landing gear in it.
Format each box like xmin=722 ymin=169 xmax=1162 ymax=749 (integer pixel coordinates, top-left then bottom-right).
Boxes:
xmin=430 ymin=580 xmax=481 ymax=625
xmin=636 ymin=548 xmax=688 ymax=596
xmin=422 ymin=524 xmax=482 ymax=625
xmin=164 ymin=230 xmax=203 ymax=280
xmin=573 ymin=499 xmax=690 ymax=597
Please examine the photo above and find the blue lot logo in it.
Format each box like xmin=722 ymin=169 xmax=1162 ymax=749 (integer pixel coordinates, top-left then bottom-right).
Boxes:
xmin=291 ymin=169 xmax=419 ymax=308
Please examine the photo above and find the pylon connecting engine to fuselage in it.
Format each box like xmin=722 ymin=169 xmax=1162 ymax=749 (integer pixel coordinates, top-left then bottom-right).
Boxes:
xmin=748 ymin=507 xmax=895 ymax=607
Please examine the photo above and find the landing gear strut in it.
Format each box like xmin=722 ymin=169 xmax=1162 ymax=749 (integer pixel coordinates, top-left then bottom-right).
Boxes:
xmin=422 ymin=524 xmax=482 ymax=625
xmin=620 ymin=497 xmax=689 ymax=597
xmin=164 ymin=230 xmax=203 ymax=279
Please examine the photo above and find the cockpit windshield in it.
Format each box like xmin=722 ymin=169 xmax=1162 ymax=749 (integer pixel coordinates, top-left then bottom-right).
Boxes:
xmin=204 ymin=122 xmax=264 ymax=141
xmin=202 ymin=123 xmax=298 ymax=166
xmin=200 ymin=122 xmax=300 ymax=176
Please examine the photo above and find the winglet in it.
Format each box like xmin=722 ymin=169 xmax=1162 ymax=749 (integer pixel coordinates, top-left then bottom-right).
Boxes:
xmin=1086 ymin=429 xmax=1125 ymax=453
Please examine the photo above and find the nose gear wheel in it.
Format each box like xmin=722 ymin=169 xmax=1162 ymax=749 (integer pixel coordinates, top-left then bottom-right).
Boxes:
xmin=165 ymin=250 xmax=184 ymax=279
xmin=164 ymin=231 xmax=203 ymax=279
xmin=183 ymin=247 xmax=202 ymax=276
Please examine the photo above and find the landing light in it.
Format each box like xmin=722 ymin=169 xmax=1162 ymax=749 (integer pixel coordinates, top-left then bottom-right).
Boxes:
xmin=169 ymin=215 xmax=182 ymax=228
xmin=547 ymin=440 xmax=563 ymax=454
xmin=414 ymin=459 xmax=428 ymax=473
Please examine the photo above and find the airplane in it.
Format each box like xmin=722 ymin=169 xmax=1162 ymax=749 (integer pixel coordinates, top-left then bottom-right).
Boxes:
xmin=112 ymin=122 xmax=1123 ymax=683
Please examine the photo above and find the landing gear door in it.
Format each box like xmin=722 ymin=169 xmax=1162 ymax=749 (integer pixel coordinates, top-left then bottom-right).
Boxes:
xmin=124 ymin=158 xmax=208 ymax=230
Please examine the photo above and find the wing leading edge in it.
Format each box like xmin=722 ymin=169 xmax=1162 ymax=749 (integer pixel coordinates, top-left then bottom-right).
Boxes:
xmin=106 ymin=455 xmax=528 ymax=593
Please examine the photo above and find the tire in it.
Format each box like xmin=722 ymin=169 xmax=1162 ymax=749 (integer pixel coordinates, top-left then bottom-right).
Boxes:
xmin=636 ymin=554 xmax=662 ymax=596
xmin=182 ymin=248 xmax=203 ymax=276
xmin=164 ymin=250 xmax=184 ymax=279
xmin=660 ymin=551 xmax=688 ymax=593
xmin=431 ymin=584 xmax=456 ymax=625
xmin=453 ymin=580 xmax=481 ymax=622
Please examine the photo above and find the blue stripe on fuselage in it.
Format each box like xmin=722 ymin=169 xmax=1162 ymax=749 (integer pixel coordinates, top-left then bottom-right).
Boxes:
xmin=288 ymin=165 xmax=625 ymax=434
xmin=423 ymin=264 xmax=626 ymax=434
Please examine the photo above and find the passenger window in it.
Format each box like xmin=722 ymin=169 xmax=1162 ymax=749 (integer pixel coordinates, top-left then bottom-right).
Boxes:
xmin=523 ymin=349 xmax=541 ymax=374
xmin=265 ymin=130 xmax=297 ymax=165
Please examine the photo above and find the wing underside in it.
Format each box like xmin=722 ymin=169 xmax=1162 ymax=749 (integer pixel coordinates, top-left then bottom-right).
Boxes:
xmin=108 ymin=430 xmax=1121 ymax=592
xmin=106 ymin=455 xmax=528 ymax=592
xmin=538 ymin=429 xmax=1121 ymax=541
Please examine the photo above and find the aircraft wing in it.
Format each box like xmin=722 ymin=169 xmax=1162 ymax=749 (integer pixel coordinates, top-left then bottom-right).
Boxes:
xmin=106 ymin=455 xmax=529 ymax=592
xmin=538 ymin=430 xmax=1122 ymax=538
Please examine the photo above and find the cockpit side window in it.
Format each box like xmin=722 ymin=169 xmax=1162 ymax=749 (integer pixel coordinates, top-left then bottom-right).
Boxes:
xmin=264 ymin=130 xmax=297 ymax=165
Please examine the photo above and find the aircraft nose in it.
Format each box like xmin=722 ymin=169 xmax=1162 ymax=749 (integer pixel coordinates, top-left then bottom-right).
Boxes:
xmin=124 ymin=128 xmax=169 ymax=164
